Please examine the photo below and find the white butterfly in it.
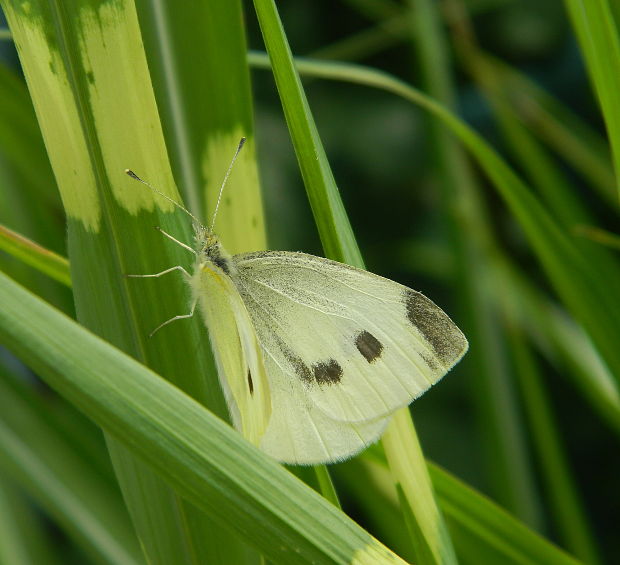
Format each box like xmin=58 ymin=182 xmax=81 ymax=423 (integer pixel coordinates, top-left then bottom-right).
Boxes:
xmin=127 ymin=141 xmax=468 ymax=465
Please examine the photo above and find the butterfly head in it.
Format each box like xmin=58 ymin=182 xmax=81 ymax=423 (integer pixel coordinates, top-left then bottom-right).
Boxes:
xmin=194 ymin=225 xmax=234 ymax=276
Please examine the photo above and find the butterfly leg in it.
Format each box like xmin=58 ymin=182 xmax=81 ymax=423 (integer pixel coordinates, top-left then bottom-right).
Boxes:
xmin=125 ymin=265 xmax=190 ymax=279
xmin=149 ymin=299 xmax=197 ymax=337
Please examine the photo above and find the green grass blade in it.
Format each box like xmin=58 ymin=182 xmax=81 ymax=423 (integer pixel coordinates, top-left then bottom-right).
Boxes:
xmin=507 ymin=329 xmax=601 ymax=564
xmin=252 ymin=0 xmax=363 ymax=266
xmin=343 ymin=454 xmax=585 ymax=565
xmin=408 ymin=0 xmax=541 ymax=529
xmin=482 ymin=54 xmax=618 ymax=205
xmin=429 ymin=462 xmax=583 ymax=565
xmin=336 ymin=459 xmax=417 ymax=562
xmin=448 ymin=6 xmax=620 ymax=308
xmin=0 ymin=223 xmax=70 ymax=286
xmin=252 ymin=0 xmax=356 ymax=508
xmin=495 ymin=260 xmax=620 ymax=435
xmin=0 ymin=271 xmax=409 ymax=565
xmin=0 ymin=477 xmax=59 ymax=565
xmin=0 ymin=63 xmax=69 ymax=309
xmin=313 ymin=465 xmax=342 ymax=508
xmin=381 ymin=411 xmax=457 ymax=564
xmin=445 ymin=8 xmax=596 ymax=228
xmin=0 ymin=370 xmax=142 ymax=565
xmin=563 ymin=0 xmax=620 ymax=198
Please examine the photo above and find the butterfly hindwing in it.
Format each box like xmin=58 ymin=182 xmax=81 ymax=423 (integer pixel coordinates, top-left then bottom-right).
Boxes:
xmin=232 ymin=251 xmax=468 ymax=429
xmin=258 ymin=348 xmax=391 ymax=464
xmin=190 ymin=264 xmax=271 ymax=446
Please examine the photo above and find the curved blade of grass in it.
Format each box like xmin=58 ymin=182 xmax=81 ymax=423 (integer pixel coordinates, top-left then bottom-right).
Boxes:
xmin=0 ymin=386 xmax=144 ymax=565
xmin=446 ymin=1 xmax=620 ymax=303
xmin=0 ymin=223 xmax=70 ymax=286
xmin=248 ymin=52 xmax=620 ymax=388
xmin=342 ymin=454 xmax=584 ymax=565
xmin=0 ymin=476 xmax=59 ymax=565
xmin=494 ymin=258 xmax=620 ymax=434
xmin=0 ymin=63 xmax=62 ymax=247
xmin=1 ymin=2 xmax=233 ymax=563
xmin=251 ymin=0 xmax=362 ymax=266
xmin=481 ymin=54 xmax=617 ymax=206
xmin=0 ymin=270 xmax=409 ymax=565
xmin=251 ymin=2 xmax=456 ymax=562
xmin=446 ymin=5 xmax=587 ymax=228
xmin=506 ymin=328 xmax=601 ymax=564
xmin=409 ymin=0 xmax=542 ymax=530
xmin=563 ymin=0 xmax=620 ymax=199
xmin=428 ymin=462 xmax=583 ymax=565
xmin=0 ymin=63 xmax=69 ymax=310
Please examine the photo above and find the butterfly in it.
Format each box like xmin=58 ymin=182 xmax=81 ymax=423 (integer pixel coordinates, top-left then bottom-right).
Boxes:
xmin=126 ymin=139 xmax=468 ymax=465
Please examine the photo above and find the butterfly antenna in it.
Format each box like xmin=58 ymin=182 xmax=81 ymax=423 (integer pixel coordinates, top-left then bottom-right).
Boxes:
xmin=125 ymin=169 xmax=202 ymax=226
xmin=209 ymin=137 xmax=246 ymax=233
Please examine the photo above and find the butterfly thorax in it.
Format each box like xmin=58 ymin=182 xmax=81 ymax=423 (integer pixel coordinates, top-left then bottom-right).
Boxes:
xmin=194 ymin=228 xmax=235 ymax=277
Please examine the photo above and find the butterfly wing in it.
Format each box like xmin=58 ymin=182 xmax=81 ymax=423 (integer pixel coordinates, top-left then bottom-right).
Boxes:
xmin=258 ymin=352 xmax=391 ymax=464
xmin=231 ymin=251 xmax=467 ymax=463
xmin=190 ymin=264 xmax=271 ymax=446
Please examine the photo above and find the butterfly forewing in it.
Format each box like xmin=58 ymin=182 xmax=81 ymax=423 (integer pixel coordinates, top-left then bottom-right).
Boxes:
xmin=232 ymin=251 xmax=468 ymax=428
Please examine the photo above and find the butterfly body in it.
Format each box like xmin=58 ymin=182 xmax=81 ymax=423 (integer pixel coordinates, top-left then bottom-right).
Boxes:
xmin=186 ymin=226 xmax=468 ymax=465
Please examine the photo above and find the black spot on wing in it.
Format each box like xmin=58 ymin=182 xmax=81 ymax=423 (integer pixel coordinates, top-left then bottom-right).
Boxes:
xmin=355 ymin=330 xmax=383 ymax=363
xmin=312 ymin=359 xmax=343 ymax=385
xmin=288 ymin=352 xmax=313 ymax=383
xmin=265 ymin=325 xmax=343 ymax=387
xmin=403 ymin=289 xmax=467 ymax=367
xmin=277 ymin=340 xmax=313 ymax=384
xmin=247 ymin=368 xmax=254 ymax=395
